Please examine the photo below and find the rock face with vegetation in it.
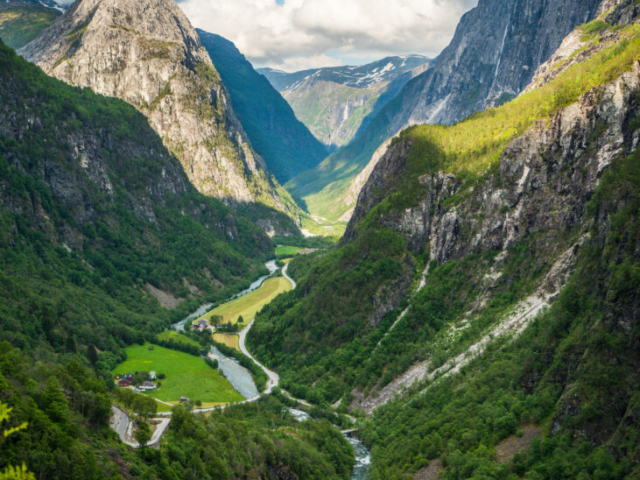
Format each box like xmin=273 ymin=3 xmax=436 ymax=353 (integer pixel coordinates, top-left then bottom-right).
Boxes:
xmin=0 ymin=0 xmax=60 ymax=50
xmin=287 ymin=0 xmax=607 ymax=225
xmin=197 ymin=30 xmax=328 ymax=184
xmin=19 ymin=0 xmax=297 ymax=217
xmin=260 ymin=55 xmax=429 ymax=151
xmin=0 ymin=38 xmax=274 ymax=349
xmin=250 ymin=5 xmax=640 ymax=478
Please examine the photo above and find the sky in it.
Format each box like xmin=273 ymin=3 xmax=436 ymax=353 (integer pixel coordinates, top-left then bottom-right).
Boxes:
xmin=176 ymin=0 xmax=479 ymax=72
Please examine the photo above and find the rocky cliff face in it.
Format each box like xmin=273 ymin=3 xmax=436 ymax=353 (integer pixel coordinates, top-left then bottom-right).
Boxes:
xmin=291 ymin=0 xmax=608 ymax=225
xmin=340 ymin=3 xmax=640 ymax=415
xmin=387 ymin=0 xmax=603 ymax=129
xmin=347 ymin=63 xmax=640 ymax=265
xmin=197 ymin=30 xmax=327 ymax=184
xmin=19 ymin=0 xmax=295 ymax=216
xmin=0 ymin=40 xmax=272 ymax=299
xmin=261 ymin=56 xmax=429 ymax=150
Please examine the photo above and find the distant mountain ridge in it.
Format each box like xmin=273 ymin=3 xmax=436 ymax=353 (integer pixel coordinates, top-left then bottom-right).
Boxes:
xmin=0 ymin=0 xmax=61 ymax=50
xmin=259 ymin=55 xmax=429 ymax=91
xmin=259 ymin=55 xmax=430 ymax=151
xmin=198 ymin=29 xmax=328 ymax=184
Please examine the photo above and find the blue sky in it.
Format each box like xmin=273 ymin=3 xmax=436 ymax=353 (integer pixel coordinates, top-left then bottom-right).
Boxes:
xmin=177 ymin=0 xmax=478 ymax=72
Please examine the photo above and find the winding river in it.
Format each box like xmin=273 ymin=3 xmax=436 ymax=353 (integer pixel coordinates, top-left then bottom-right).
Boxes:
xmin=171 ymin=260 xmax=371 ymax=478
xmin=172 ymin=260 xmax=278 ymax=331
xmin=286 ymin=408 xmax=371 ymax=479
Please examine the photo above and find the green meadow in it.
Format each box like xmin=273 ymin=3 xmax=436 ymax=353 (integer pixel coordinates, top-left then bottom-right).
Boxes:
xmin=157 ymin=330 xmax=201 ymax=348
xmin=112 ymin=343 xmax=243 ymax=403
xmin=275 ymin=245 xmax=303 ymax=256
xmin=198 ymin=276 xmax=292 ymax=325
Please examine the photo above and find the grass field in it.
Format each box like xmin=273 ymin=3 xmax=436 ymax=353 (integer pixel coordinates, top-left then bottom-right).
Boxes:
xmin=212 ymin=333 xmax=240 ymax=350
xmin=198 ymin=276 xmax=292 ymax=325
xmin=275 ymin=246 xmax=302 ymax=255
xmin=112 ymin=343 xmax=243 ymax=403
xmin=157 ymin=330 xmax=201 ymax=348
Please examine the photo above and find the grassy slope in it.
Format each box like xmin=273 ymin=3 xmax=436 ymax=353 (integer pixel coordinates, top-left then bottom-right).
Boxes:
xmin=275 ymin=246 xmax=303 ymax=255
xmin=213 ymin=333 xmax=240 ymax=350
xmin=112 ymin=343 xmax=243 ymax=403
xmin=0 ymin=5 xmax=59 ymax=50
xmin=157 ymin=330 xmax=201 ymax=348
xmin=199 ymin=276 xmax=292 ymax=324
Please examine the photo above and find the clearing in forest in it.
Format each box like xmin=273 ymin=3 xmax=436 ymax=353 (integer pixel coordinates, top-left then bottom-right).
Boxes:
xmin=112 ymin=343 xmax=243 ymax=404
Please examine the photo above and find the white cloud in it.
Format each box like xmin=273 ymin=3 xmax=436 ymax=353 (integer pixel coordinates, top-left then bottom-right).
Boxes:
xmin=177 ymin=0 xmax=478 ymax=71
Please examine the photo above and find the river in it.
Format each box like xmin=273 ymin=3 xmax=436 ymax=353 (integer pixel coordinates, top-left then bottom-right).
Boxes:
xmin=209 ymin=346 xmax=259 ymax=400
xmin=172 ymin=260 xmax=278 ymax=331
xmin=287 ymin=408 xmax=371 ymax=479
xmin=172 ymin=259 xmax=371 ymax=478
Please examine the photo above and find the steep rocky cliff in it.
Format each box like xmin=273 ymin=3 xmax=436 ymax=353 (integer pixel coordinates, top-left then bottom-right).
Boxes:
xmin=19 ymin=0 xmax=298 ymax=218
xmin=289 ymin=0 xmax=607 ymax=225
xmin=0 ymin=38 xmax=272 ymax=313
xmin=198 ymin=30 xmax=327 ymax=184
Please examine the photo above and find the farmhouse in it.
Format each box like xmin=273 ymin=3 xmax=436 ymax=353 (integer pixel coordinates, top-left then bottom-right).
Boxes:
xmin=149 ymin=371 xmax=156 ymax=380
xmin=139 ymin=381 xmax=156 ymax=391
xmin=118 ymin=378 xmax=132 ymax=387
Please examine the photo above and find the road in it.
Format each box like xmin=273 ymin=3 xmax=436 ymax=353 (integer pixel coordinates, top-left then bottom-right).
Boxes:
xmin=110 ymin=405 xmax=171 ymax=448
xmin=236 ymin=262 xmax=295 ymax=394
xmin=238 ymin=319 xmax=280 ymax=394
xmin=282 ymin=262 xmax=296 ymax=289
xmin=113 ymin=261 xmax=332 ymax=439
xmin=110 ymin=406 xmax=131 ymax=444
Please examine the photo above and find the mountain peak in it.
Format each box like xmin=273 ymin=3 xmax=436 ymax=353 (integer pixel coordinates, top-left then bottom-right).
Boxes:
xmin=20 ymin=0 xmax=296 ymax=215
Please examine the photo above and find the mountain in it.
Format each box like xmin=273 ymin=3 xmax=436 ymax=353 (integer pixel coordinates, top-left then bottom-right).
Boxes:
xmin=0 ymin=35 xmax=281 ymax=359
xmin=286 ymin=0 xmax=606 ymax=226
xmin=259 ymin=55 xmax=430 ymax=151
xmin=0 ymin=0 xmax=60 ymax=50
xmin=249 ymin=3 xmax=640 ymax=477
xmin=197 ymin=29 xmax=328 ymax=184
xmin=19 ymin=0 xmax=300 ymax=220
xmin=0 ymin=38 xmax=355 ymax=480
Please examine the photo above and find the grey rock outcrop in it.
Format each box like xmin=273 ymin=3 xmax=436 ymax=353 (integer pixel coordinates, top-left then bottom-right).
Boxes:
xmin=302 ymin=0 xmax=608 ymax=225
xmin=19 ymin=0 xmax=294 ymax=215
xmin=347 ymin=61 xmax=640 ymax=267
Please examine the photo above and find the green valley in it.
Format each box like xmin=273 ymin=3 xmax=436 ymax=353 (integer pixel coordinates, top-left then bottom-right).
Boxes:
xmin=2 ymin=0 xmax=640 ymax=479
xmin=0 ymin=3 xmax=59 ymax=50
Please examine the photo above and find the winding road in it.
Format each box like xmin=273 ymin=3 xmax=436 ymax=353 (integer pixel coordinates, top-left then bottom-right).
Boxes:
xmin=110 ymin=406 xmax=171 ymax=448
xmin=238 ymin=262 xmax=294 ymax=394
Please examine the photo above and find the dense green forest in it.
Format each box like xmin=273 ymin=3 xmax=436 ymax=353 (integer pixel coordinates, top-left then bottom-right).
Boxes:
xmin=0 ymin=342 xmax=354 ymax=480
xmin=0 ymin=39 xmax=354 ymax=479
xmin=361 ymin=149 xmax=640 ymax=478
xmin=0 ymin=38 xmax=276 ymax=355
xmin=248 ymin=17 xmax=640 ymax=403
